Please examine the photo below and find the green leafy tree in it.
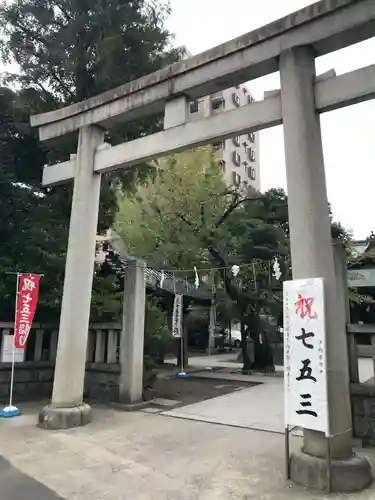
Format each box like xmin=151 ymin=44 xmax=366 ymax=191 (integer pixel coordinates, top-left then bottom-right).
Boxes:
xmin=0 ymin=0 xmax=180 ymax=319
xmin=0 ymin=86 xmax=68 ymax=319
xmin=115 ymin=147 xmax=226 ymax=271
xmin=115 ymin=148 xmax=287 ymax=370
xmin=115 ymin=148 xmax=353 ymax=371
xmin=1 ymin=0 xmax=178 ymax=102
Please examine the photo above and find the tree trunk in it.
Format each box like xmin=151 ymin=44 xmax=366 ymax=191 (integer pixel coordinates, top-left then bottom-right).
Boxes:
xmin=240 ymin=310 xmax=252 ymax=372
xmin=205 ymin=242 xmax=274 ymax=371
xmin=246 ymin=313 xmax=275 ymax=372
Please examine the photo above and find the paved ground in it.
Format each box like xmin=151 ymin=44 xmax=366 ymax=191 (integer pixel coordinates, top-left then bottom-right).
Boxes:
xmin=163 ymin=375 xmax=284 ymax=433
xmin=162 ymin=354 xmax=373 ymax=434
xmin=0 ymin=355 xmax=374 ymax=499
xmin=161 ymin=356 xmax=373 ymax=433
xmin=0 ymin=404 xmax=374 ymax=500
xmin=169 ymin=352 xmax=374 ymax=383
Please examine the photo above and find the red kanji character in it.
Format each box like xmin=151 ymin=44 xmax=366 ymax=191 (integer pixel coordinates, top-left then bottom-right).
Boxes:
xmin=295 ymin=294 xmax=317 ymax=320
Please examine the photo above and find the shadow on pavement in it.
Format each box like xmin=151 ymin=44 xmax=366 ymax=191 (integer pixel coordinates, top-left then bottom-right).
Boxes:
xmin=0 ymin=455 xmax=64 ymax=500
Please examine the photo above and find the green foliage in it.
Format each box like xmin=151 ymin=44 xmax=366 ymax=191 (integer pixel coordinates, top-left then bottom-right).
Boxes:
xmin=115 ymin=148 xmax=290 ymax=312
xmin=115 ymin=147 xmax=227 ymax=271
xmin=115 ymin=147 xmax=354 ymax=368
xmin=0 ymin=0 xmax=179 ymax=320
xmin=0 ymin=86 xmax=67 ymax=320
xmin=90 ymin=274 xmax=123 ymax=322
xmin=0 ymin=0 xmax=179 ymax=102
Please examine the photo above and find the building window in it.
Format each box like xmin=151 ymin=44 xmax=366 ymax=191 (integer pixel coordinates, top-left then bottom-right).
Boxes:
xmin=232 ymin=151 xmax=241 ymax=166
xmin=232 ymin=92 xmax=241 ymax=107
xmin=212 ymin=96 xmax=225 ymax=110
xmin=248 ymin=148 xmax=256 ymax=162
xmin=243 ymin=87 xmax=248 ymax=95
xmin=220 ymin=160 xmax=226 ymax=172
xmin=189 ymin=100 xmax=199 ymax=113
xmin=213 ymin=142 xmax=224 ymax=151
xmin=251 ymin=149 xmax=256 ymax=162
xmin=248 ymin=132 xmax=255 ymax=143
xmin=232 ymin=171 xmax=241 ymax=186
xmin=248 ymin=167 xmax=256 ymax=180
xmin=243 ymin=142 xmax=248 ymax=152
xmin=232 ymin=135 xmax=240 ymax=147
xmin=247 ymin=95 xmax=255 ymax=105
xmin=243 ymin=161 xmax=248 ymax=170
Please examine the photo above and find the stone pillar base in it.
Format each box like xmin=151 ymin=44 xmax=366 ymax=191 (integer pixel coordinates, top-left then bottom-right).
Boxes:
xmin=38 ymin=403 xmax=92 ymax=430
xmin=290 ymin=450 xmax=373 ymax=492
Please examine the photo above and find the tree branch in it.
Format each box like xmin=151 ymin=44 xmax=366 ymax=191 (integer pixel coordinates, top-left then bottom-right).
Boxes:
xmin=11 ymin=21 xmax=75 ymax=99
xmin=175 ymin=212 xmax=197 ymax=232
xmin=200 ymin=204 xmax=205 ymax=227
xmin=48 ymin=67 xmax=75 ymax=99
xmin=215 ymin=195 xmax=263 ymax=228
xmin=205 ymin=239 xmax=243 ymax=304
xmin=36 ymin=82 xmax=57 ymax=105
xmin=54 ymin=2 xmax=72 ymax=22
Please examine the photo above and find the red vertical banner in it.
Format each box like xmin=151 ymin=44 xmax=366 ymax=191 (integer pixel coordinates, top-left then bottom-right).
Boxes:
xmin=14 ymin=274 xmax=41 ymax=349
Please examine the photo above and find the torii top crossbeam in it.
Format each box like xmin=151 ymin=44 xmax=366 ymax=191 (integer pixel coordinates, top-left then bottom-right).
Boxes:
xmin=31 ymin=0 xmax=375 ymax=142
xmin=30 ymin=0 xmax=375 ymax=188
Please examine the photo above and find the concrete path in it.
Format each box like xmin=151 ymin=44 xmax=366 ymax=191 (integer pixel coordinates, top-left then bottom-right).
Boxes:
xmin=163 ymin=374 xmax=285 ymax=434
xmin=162 ymin=354 xmax=374 ymax=435
xmin=0 ymin=404 xmax=374 ymax=499
xmin=175 ymin=352 xmax=374 ymax=383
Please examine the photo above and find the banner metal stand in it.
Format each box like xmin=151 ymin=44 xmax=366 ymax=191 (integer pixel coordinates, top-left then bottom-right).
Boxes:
xmin=1 ymin=273 xmax=42 ymax=418
xmin=285 ymin=426 xmax=291 ymax=480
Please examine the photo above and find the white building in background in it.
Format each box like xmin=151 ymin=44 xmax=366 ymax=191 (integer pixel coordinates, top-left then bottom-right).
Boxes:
xmin=179 ymin=47 xmax=260 ymax=192
xmin=187 ymin=85 xmax=260 ymax=191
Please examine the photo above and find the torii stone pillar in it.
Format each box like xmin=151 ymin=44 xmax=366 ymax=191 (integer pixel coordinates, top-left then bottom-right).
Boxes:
xmin=280 ymin=46 xmax=372 ymax=491
xmin=39 ymin=125 xmax=104 ymax=429
xmin=119 ymin=259 xmax=146 ymax=405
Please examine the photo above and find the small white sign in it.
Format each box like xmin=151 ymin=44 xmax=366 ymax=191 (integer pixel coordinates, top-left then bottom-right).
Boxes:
xmin=1 ymin=334 xmax=25 ymax=363
xmin=172 ymin=294 xmax=183 ymax=338
xmin=283 ymin=278 xmax=329 ymax=436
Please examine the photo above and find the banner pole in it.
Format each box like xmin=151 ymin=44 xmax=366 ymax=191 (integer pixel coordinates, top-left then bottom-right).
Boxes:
xmin=9 ymin=272 xmax=20 ymax=409
xmin=326 ymin=435 xmax=332 ymax=493
xmin=180 ymin=304 xmax=184 ymax=375
xmin=1 ymin=273 xmax=42 ymax=418
xmin=285 ymin=426 xmax=291 ymax=480
xmin=1 ymin=273 xmax=21 ymax=418
xmin=172 ymin=274 xmax=187 ymax=379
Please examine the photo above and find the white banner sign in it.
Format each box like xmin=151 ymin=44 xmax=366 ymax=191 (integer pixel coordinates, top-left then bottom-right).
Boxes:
xmin=283 ymin=278 xmax=329 ymax=436
xmin=172 ymin=294 xmax=183 ymax=338
xmin=1 ymin=334 xmax=25 ymax=363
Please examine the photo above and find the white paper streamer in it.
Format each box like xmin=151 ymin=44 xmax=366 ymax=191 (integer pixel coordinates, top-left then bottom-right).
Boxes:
xmin=272 ymin=257 xmax=282 ymax=281
xmin=193 ymin=266 xmax=200 ymax=289
xmin=231 ymin=265 xmax=240 ymax=277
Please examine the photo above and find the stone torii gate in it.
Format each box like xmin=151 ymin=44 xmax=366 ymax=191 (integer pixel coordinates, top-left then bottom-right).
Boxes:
xmin=31 ymin=0 xmax=375 ymax=492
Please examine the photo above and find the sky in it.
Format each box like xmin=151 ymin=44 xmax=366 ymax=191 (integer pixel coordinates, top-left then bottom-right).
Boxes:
xmin=166 ymin=0 xmax=375 ymax=240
